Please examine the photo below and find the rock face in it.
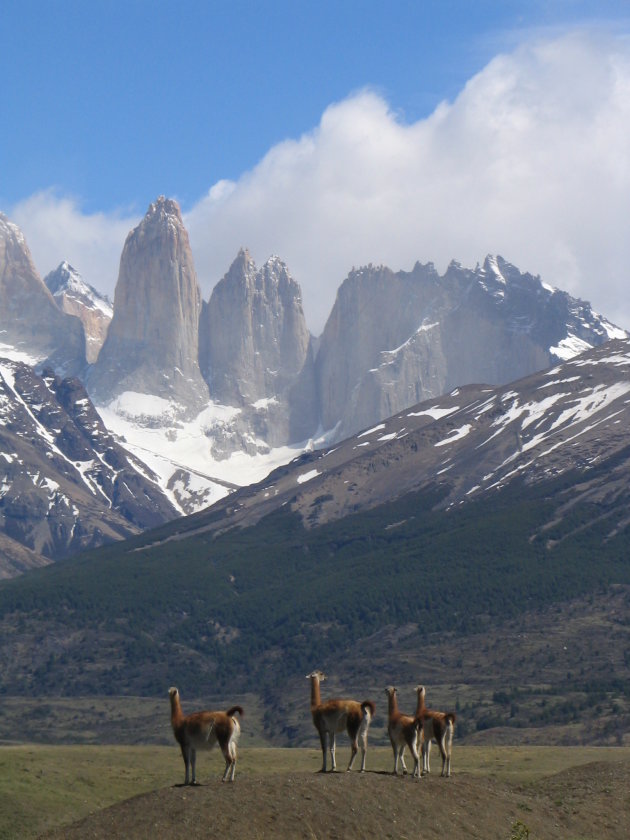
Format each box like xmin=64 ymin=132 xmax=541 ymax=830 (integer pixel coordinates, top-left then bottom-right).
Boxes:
xmin=0 ymin=357 xmax=178 ymax=567
xmin=45 ymin=262 xmax=113 ymax=363
xmin=0 ymin=213 xmax=86 ymax=374
xmin=315 ymin=256 xmax=625 ymax=440
xmin=88 ymin=197 xmax=208 ymax=412
xmin=200 ymin=249 xmax=316 ymax=446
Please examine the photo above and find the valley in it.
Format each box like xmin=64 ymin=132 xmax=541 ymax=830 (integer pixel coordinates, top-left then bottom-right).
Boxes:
xmin=4 ymin=14 xmax=630 ymax=837
xmin=1 ymin=199 xmax=629 ymax=782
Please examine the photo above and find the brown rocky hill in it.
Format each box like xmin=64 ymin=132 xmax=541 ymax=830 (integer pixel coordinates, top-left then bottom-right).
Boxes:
xmin=41 ymin=759 xmax=630 ymax=840
xmin=0 ymin=530 xmax=49 ymax=579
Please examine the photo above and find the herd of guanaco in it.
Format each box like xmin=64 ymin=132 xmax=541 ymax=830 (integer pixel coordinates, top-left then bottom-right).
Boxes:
xmin=169 ymin=671 xmax=455 ymax=783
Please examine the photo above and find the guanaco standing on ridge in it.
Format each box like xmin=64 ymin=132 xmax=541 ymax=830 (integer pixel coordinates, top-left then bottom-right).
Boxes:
xmin=307 ymin=670 xmax=376 ymax=772
xmin=415 ymin=684 xmax=455 ymax=777
xmin=168 ymin=686 xmax=243 ymax=783
xmin=385 ymin=685 xmax=421 ymax=777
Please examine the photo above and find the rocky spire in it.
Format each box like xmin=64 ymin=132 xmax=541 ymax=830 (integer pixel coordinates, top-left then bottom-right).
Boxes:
xmin=0 ymin=212 xmax=86 ymax=374
xmin=199 ymin=249 xmax=317 ymax=444
xmin=201 ymin=249 xmax=311 ymax=403
xmin=88 ymin=197 xmax=208 ymax=411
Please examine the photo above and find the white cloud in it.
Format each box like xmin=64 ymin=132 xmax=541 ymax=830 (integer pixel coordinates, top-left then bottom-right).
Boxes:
xmin=9 ymin=30 xmax=630 ymax=334
xmin=10 ymin=191 xmax=138 ymax=298
xmin=186 ymin=29 xmax=630 ymax=333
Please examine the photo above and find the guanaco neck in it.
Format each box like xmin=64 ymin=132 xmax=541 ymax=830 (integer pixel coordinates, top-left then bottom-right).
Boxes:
xmin=310 ymin=675 xmax=322 ymax=709
xmin=170 ymin=691 xmax=184 ymax=727
xmin=387 ymin=689 xmax=399 ymax=719
xmin=415 ymin=688 xmax=426 ymax=718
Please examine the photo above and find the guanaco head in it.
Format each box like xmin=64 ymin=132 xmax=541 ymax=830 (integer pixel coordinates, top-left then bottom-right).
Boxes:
xmin=168 ymin=686 xmax=179 ymax=700
xmin=384 ymin=685 xmax=397 ymax=698
xmin=306 ymin=670 xmax=326 ymax=682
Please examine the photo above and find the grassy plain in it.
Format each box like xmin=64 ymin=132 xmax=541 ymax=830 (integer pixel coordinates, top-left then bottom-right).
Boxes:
xmin=1 ymin=744 xmax=629 ymax=839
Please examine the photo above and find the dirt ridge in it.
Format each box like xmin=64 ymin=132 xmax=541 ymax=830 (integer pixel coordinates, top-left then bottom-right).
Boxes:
xmin=41 ymin=760 xmax=629 ymax=840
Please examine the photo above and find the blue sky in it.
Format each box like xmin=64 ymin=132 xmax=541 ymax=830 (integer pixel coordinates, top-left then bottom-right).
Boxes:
xmin=3 ymin=0 xmax=626 ymax=213
xmin=2 ymin=1 xmax=630 ymax=332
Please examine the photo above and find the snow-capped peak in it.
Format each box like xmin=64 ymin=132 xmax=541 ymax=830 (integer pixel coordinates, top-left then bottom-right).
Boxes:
xmin=44 ymin=262 xmax=113 ymax=317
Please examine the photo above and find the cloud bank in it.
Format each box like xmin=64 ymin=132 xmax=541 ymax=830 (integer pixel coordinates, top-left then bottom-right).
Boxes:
xmin=11 ymin=30 xmax=630 ymax=334
xmin=11 ymin=191 xmax=137 ymax=298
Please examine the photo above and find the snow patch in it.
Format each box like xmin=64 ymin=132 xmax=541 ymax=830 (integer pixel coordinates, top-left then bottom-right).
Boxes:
xmin=105 ymin=392 xmax=188 ymax=423
xmin=549 ymin=334 xmax=592 ymax=361
xmin=0 ymin=347 xmax=43 ymax=370
xmin=383 ymin=322 xmax=440 ymax=356
xmin=435 ymin=424 xmax=472 ymax=447
xmin=407 ymin=405 xmax=459 ymax=421
xmin=538 ymin=377 xmax=581 ymax=389
xmin=358 ymin=423 xmax=386 ymax=438
xmin=252 ymin=396 xmax=279 ymax=410
xmin=98 ymin=396 xmax=308 ymax=513
xmin=598 ymin=319 xmax=627 ymax=341
xmin=297 ymin=469 xmax=320 ymax=484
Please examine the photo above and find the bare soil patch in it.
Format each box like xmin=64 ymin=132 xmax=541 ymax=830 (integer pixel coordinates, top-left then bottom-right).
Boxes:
xmin=41 ymin=759 xmax=629 ymax=840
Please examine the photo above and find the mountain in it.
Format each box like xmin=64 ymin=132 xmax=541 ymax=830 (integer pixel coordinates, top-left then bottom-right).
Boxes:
xmin=0 ymin=339 xmax=627 ymax=733
xmin=199 ymin=248 xmax=317 ymax=449
xmin=135 ymin=337 xmax=630 ymax=542
xmin=0 ymin=357 xmax=178 ymax=572
xmin=85 ymin=212 xmax=626 ymax=515
xmin=0 ymin=213 xmax=86 ymax=374
xmin=4 ymin=201 xmax=628 ymax=523
xmin=2 ymin=199 xmax=628 ymax=565
xmin=87 ymin=197 xmax=209 ymax=412
xmin=44 ymin=261 xmax=113 ymax=363
xmin=315 ymin=256 xmax=627 ymax=440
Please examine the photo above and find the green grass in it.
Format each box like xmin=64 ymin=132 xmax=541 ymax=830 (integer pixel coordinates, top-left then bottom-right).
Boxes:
xmin=1 ymin=745 xmax=629 ymax=840
xmin=0 ymin=745 xmax=174 ymax=840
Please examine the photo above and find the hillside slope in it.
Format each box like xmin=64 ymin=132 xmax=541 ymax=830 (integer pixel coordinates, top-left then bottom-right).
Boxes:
xmin=142 ymin=337 xmax=630 ymax=540
xmin=41 ymin=759 xmax=630 ymax=840
xmin=0 ymin=358 xmax=177 ymax=569
xmin=0 ymin=447 xmax=627 ymax=738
